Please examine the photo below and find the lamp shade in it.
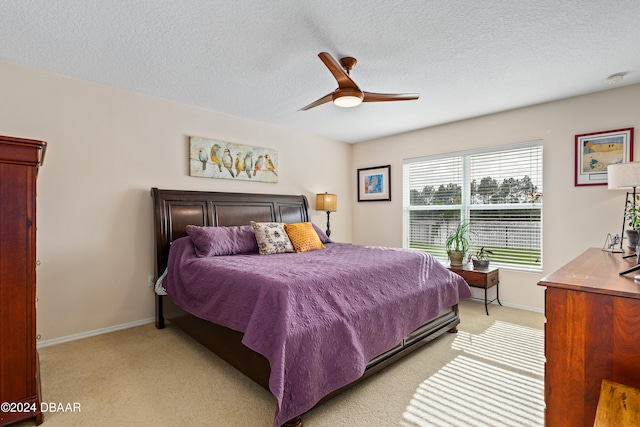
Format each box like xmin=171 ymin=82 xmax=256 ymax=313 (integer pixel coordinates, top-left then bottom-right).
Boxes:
xmin=608 ymin=162 xmax=640 ymax=189
xmin=316 ymin=193 xmax=337 ymax=212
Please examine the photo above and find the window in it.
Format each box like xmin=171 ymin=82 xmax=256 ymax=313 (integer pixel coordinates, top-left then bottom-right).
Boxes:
xmin=403 ymin=141 xmax=543 ymax=271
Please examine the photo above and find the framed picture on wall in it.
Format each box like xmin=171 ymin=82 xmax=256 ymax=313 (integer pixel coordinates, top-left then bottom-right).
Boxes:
xmin=575 ymin=128 xmax=634 ymax=186
xmin=189 ymin=136 xmax=278 ymax=183
xmin=357 ymin=165 xmax=391 ymax=201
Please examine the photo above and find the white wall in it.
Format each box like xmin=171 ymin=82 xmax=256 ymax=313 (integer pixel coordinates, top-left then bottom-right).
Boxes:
xmin=352 ymin=84 xmax=640 ymax=312
xmin=0 ymin=61 xmax=353 ymax=342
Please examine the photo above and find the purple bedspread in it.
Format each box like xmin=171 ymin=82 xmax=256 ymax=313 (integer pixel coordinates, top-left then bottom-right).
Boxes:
xmin=164 ymin=237 xmax=471 ymax=426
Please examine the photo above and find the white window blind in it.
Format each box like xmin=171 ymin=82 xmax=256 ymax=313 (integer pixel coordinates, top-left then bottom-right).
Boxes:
xmin=403 ymin=141 xmax=543 ymax=271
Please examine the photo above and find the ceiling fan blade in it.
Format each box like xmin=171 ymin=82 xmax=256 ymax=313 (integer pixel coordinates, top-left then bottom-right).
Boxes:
xmin=318 ymin=52 xmax=359 ymax=89
xmin=299 ymin=92 xmax=334 ymax=111
xmin=363 ymin=92 xmax=420 ymax=102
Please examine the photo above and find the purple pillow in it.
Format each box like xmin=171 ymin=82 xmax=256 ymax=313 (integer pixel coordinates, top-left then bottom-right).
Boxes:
xmin=185 ymin=225 xmax=259 ymax=257
xmin=312 ymin=223 xmax=333 ymax=244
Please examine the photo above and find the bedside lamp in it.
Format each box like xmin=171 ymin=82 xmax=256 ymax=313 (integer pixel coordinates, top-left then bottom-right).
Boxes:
xmin=608 ymin=162 xmax=640 ymax=252
xmin=316 ymin=193 xmax=337 ymax=237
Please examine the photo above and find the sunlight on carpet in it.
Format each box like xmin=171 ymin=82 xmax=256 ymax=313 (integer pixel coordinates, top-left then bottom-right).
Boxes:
xmin=401 ymin=321 xmax=545 ymax=427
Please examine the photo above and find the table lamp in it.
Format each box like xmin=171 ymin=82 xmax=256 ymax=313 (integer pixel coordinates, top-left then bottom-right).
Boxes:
xmin=608 ymin=162 xmax=640 ymax=252
xmin=316 ymin=193 xmax=337 ymax=237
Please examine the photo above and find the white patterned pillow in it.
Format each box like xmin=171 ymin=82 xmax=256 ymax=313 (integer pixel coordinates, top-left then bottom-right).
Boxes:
xmin=250 ymin=221 xmax=295 ymax=255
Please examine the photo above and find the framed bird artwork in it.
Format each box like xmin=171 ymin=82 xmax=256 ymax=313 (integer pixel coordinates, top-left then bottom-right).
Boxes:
xmin=189 ymin=136 xmax=278 ymax=183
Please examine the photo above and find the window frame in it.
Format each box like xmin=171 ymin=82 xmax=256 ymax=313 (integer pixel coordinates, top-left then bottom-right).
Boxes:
xmin=402 ymin=140 xmax=543 ymax=272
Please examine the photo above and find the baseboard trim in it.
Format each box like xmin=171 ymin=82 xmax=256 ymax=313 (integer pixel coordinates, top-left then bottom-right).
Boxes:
xmin=37 ymin=317 xmax=155 ymax=348
xmin=464 ymin=297 xmax=544 ymax=314
xmin=498 ymin=301 xmax=544 ymax=314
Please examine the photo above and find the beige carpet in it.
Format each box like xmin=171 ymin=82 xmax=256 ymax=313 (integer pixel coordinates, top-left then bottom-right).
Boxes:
xmin=14 ymin=300 xmax=544 ymax=427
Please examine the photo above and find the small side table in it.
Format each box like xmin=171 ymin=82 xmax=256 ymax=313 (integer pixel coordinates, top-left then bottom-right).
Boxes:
xmin=449 ymin=265 xmax=500 ymax=315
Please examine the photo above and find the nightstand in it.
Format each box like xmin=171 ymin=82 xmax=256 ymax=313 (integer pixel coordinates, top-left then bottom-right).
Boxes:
xmin=449 ymin=265 xmax=500 ymax=315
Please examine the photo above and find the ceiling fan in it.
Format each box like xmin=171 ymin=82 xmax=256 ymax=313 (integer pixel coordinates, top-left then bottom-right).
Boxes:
xmin=300 ymin=52 xmax=419 ymax=111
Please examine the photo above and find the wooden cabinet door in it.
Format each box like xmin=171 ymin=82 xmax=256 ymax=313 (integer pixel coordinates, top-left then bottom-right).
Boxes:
xmin=0 ymin=162 xmax=37 ymax=402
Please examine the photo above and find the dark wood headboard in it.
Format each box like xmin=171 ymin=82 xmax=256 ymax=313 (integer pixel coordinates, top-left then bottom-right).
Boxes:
xmin=151 ymin=188 xmax=310 ymax=276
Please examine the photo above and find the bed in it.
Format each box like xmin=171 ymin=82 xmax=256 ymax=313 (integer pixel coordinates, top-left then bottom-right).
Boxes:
xmin=151 ymin=188 xmax=471 ymax=427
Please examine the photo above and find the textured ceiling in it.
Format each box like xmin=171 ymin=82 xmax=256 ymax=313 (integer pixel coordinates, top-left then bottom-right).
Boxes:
xmin=2 ymin=1 xmax=640 ymax=143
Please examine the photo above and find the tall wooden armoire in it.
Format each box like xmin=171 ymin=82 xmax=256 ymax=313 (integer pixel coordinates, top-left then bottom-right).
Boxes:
xmin=0 ymin=136 xmax=46 ymax=426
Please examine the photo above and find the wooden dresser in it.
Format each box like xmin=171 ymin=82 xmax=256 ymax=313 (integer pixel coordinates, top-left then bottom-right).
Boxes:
xmin=0 ymin=136 xmax=46 ymax=426
xmin=538 ymin=248 xmax=640 ymax=427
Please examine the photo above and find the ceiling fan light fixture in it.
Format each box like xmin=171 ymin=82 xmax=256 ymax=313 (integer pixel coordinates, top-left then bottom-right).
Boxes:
xmin=333 ymin=95 xmax=362 ymax=108
xmin=332 ymin=89 xmax=364 ymax=108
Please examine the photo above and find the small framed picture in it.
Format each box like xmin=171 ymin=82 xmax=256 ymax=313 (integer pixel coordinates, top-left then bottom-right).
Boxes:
xmin=575 ymin=128 xmax=634 ymax=186
xmin=357 ymin=165 xmax=391 ymax=201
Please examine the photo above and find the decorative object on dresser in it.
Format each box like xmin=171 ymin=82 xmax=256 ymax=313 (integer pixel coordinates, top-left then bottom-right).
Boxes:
xmin=315 ymin=192 xmax=337 ymax=237
xmin=0 ymin=136 xmax=46 ymax=426
xmin=538 ymin=248 xmax=640 ymax=427
xmin=608 ymin=161 xmax=640 ymax=251
xmin=448 ymin=266 xmax=500 ymax=315
xmin=602 ymin=233 xmax=623 ymax=253
xmin=357 ymin=165 xmax=391 ymax=201
xmin=151 ymin=188 xmax=471 ymax=427
xmin=574 ymin=127 xmax=633 ymax=187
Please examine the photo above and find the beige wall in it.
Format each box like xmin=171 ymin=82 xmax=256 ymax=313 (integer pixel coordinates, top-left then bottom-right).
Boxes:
xmin=0 ymin=61 xmax=353 ymax=343
xmin=3 ymin=57 xmax=638 ymax=341
xmin=352 ymin=83 xmax=640 ymax=312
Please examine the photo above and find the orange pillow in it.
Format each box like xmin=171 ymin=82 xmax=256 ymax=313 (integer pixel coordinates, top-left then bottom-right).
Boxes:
xmin=284 ymin=222 xmax=325 ymax=253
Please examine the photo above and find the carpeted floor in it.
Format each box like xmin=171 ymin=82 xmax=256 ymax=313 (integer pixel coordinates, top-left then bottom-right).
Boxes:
xmin=14 ymin=300 xmax=544 ymax=427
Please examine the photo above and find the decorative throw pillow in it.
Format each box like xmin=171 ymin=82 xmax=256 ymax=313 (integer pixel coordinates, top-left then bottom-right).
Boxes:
xmin=284 ymin=222 xmax=325 ymax=253
xmin=312 ymin=223 xmax=332 ymax=244
xmin=185 ymin=224 xmax=258 ymax=257
xmin=250 ymin=221 xmax=295 ymax=255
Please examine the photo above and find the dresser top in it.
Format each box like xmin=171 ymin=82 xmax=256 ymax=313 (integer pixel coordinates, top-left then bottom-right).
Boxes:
xmin=538 ymin=247 xmax=640 ymax=299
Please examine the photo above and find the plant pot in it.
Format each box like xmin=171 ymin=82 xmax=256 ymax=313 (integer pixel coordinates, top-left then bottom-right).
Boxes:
xmin=472 ymin=259 xmax=490 ymax=270
xmin=626 ymin=230 xmax=639 ymax=250
xmin=448 ymin=251 xmax=465 ymax=267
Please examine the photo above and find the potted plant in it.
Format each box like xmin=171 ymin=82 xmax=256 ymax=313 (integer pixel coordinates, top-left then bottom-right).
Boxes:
xmin=625 ymin=195 xmax=640 ymax=250
xmin=469 ymin=246 xmax=494 ymax=270
xmin=446 ymin=220 xmax=470 ymax=267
